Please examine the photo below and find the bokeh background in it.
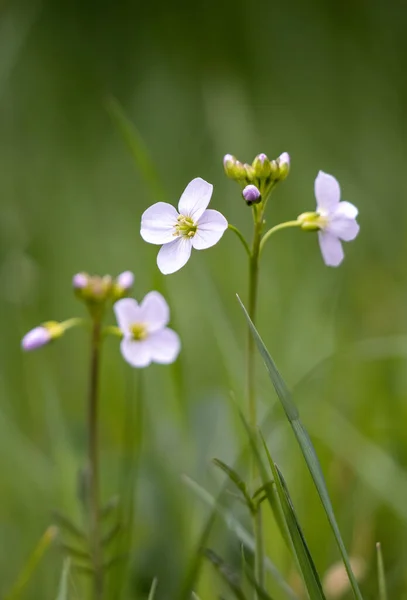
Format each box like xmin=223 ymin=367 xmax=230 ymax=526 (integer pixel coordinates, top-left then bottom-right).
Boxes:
xmin=1 ymin=0 xmax=407 ymax=597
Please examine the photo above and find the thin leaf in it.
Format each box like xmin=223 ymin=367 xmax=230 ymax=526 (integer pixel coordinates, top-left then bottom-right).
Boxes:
xmin=183 ymin=475 xmax=299 ymax=600
xmin=376 ymin=543 xmax=388 ymax=600
xmin=52 ymin=511 xmax=86 ymax=542
xmin=238 ymin=295 xmax=364 ymax=600
xmin=106 ymin=97 xmax=166 ymax=202
xmin=203 ymin=548 xmax=247 ymax=600
xmin=148 ymin=577 xmax=158 ymax=600
xmin=56 ymin=558 xmax=71 ymax=600
xmin=213 ymin=458 xmax=254 ymax=511
xmin=5 ymin=526 xmax=58 ymax=600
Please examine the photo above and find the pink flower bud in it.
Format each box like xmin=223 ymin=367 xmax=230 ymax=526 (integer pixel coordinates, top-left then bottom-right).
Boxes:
xmin=21 ymin=326 xmax=51 ymax=351
xmin=242 ymin=184 xmax=261 ymax=206
xmin=116 ymin=270 xmax=134 ymax=291
xmin=72 ymin=272 xmax=88 ymax=289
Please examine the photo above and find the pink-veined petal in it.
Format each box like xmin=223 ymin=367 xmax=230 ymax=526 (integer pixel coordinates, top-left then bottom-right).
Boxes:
xmin=140 ymin=291 xmax=170 ymax=333
xmin=157 ymin=237 xmax=192 ymax=275
xmin=114 ymin=298 xmax=141 ymax=335
xmin=146 ymin=328 xmax=181 ymax=364
xmin=140 ymin=202 xmax=179 ymax=245
xmin=192 ymin=209 xmax=228 ymax=250
xmin=315 ymin=171 xmax=341 ymax=212
xmin=318 ymin=231 xmax=344 ymax=267
xmin=178 ymin=177 xmax=213 ymax=221
xmin=120 ymin=338 xmax=152 ymax=368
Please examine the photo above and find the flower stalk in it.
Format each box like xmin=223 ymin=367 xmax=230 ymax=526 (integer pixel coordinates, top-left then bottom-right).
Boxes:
xmin=88 ymin=316 xmax=103 ymax=599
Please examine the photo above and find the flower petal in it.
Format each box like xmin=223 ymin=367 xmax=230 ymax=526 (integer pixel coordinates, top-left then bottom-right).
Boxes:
xmin=157 ymin=237 xmax=192 ymax=274
xmin=140 ymin=202 xmax=179 ymax=245
xmin=318 ymin=231 xmax=344 ymax=267
xmin=326 ymin=216 xmax=360 ymax=242
xmin=114 ymin=298 xmax=141 ymax=335
xmin=120 ymin=338 xmax=152 ymax=368
xmin=315 ymin=171 xmax=341 ymax=212
xmin=192 ymin=209 xmax=228 ymax=250
xmin=178 ymin=177 xmax=213 ymax=221
xmin=140 ymin=291 xmax=170 ymax=333
xmin=333 ymin=200 xmax=358 ymax=219
xmin=146 ymin=327 xmax=181 ymax=364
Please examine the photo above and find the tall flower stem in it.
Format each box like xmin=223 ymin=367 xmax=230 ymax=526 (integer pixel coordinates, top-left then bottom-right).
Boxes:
xmin=247 ymin=206 xmax=265 ymax=593
xmin=88 ymin=317 xmax=103 ymax=599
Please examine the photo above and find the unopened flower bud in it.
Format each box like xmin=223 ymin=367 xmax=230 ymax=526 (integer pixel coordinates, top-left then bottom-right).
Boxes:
xmin=72 ymin=272 xmax=88 ymax=290
xmin=276 ymin=152 xmax=290 ymax=180
xmin=243 ymin=185 xmax=261 ymax=206
xmin=21 ymin=321 xmax=64 ymax=351
xmin=223 ymin=154 xmax=246 ymax=180
xmin=252 ymin=153 xmax=272 ymax=179
xmin=243 ymin=163 xmax=255 ymax=182
xmin=112 ymin=270 xmax=135 ymax=300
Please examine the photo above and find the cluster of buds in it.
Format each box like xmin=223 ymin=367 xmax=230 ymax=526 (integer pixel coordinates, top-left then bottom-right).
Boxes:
xmin=223 ymin=152 xmax=290 ymax=206
xmin=73 ymin=270 xmax=134 ymax=305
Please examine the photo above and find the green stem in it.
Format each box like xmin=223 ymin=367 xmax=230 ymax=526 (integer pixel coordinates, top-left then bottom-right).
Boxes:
xmin=88 ymin=318 xmax=103 ymax=599
xmin=248 ymin=210 xmax=264 ymax=593
xmin=228 ymin=223 xmax=251 ymax=256
xmin=259 ymin=220 xmax=301 ymax=255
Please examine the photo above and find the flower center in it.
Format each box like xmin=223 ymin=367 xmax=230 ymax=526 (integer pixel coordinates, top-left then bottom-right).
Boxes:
xmin=174 ymin=215 xmax=197 ymax=238
xmin=130 ymin=322 xmax=148 ymax=341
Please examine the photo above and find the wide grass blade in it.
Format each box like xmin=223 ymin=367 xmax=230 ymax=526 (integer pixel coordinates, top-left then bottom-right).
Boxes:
xmin=238 ymin=296 xmax=364 ymax=600
xmin=183 ymin=475 xmax=299 ymax=600
xmin=376 ymin=543 xmax=388 ymax=600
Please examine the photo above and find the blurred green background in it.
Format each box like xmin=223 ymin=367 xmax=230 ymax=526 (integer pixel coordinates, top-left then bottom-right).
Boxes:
xmin=1 ymin=0 xmax=407 ymax=597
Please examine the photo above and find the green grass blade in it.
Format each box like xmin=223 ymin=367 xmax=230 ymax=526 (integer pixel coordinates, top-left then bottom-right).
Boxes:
xmin=5 ymin=526 xmax=58 ymax=600
xmin=183 ymin=475 xmax=300 ymax=600
xmin=376 ymin=543 xmax=388 ymax=600
xmin=56 ymin=558 xmax=71 ymax=600
xmin=148 ymin=577 xmax=158 ymax=600
xmin=106 ymin=96 xmax=167 ymax=201
xmin=238 ymin=295 xmax=364 ymax=600
xmin=212 ymin=457 xmax=253 ymax=509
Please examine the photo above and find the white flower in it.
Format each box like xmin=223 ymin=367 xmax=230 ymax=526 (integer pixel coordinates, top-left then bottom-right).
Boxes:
xmin=140 ymin=177 xmax=228 ymax=274
xmin=21 ymin=326 xmax=51 ymax=351
xmin=114 ymin=292 xmax=181 ymax=368
xmin=314 ymin=171 xmax=360 ymax=267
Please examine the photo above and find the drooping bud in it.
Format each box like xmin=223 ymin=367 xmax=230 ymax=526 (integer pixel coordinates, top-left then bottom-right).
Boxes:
xmin=252 ymin=153 xmax=272 ymax=179
xmin=243 ymin=185 xmax=261 ymax=206
xmin=21 ymin=326 xmax=51 ymax=351
xmin=276 ymin=152 xmax=290 ymax=180
xmin=21 ymin=320 xmax=64 ymax=351
xmin=112 ymin=270 xmax=135 ymax=300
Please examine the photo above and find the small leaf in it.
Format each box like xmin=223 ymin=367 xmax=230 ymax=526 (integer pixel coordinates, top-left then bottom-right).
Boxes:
xmin=100 ymin=495 xmax=120 ymax=520
xmin=102 ymin=524 xmax=122 ymax=547
xmin=376 ymin=543 xmax=388 ymax=600
xmin=213 ymin=458 xmax=254 ymax=511
xmin=59 ymin=543 xmax=91 ymax=563
xmin=238 ymin=295 xmax=364 ymax=600
xmin=203 ymin=548 xmax=247 ymax=600
xmin=52 ymin=511 xmax=86 ymax=543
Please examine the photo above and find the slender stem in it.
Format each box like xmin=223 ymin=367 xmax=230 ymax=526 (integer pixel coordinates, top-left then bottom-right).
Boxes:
xmin=247 ymin=211 xmax=265 ymax=593
xmin=228 ymin=223 xmax=251 ymax=256
xmin=259 ymin=220 xmax=300 ymax=255
xmin=88 ymin=318 xmax=103 ymax=599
